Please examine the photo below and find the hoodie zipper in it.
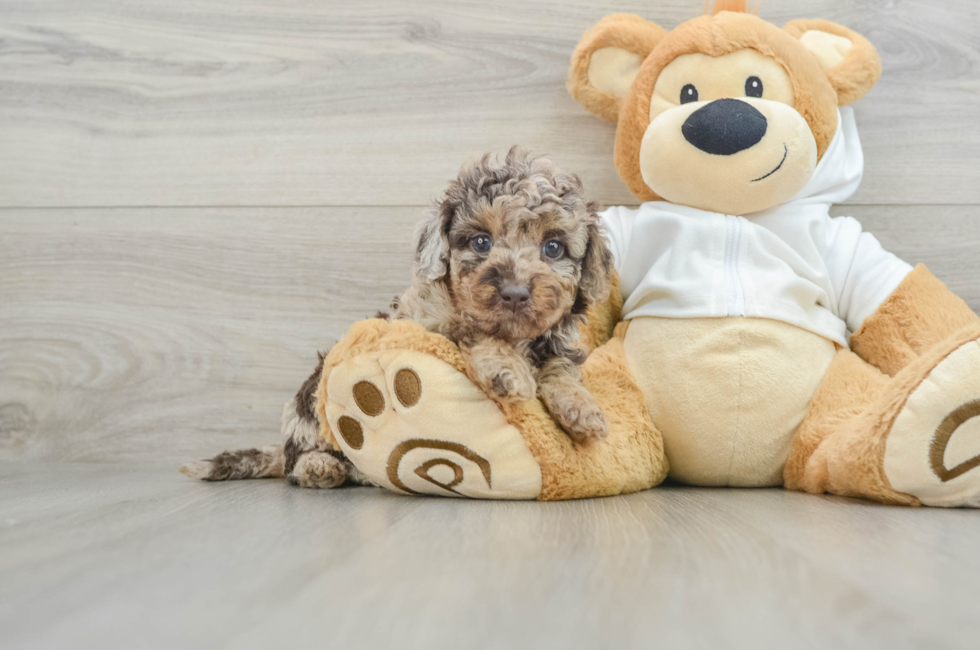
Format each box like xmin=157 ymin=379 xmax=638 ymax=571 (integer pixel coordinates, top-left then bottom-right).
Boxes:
xmin=724 ymin=215 xmax=746 ymax=316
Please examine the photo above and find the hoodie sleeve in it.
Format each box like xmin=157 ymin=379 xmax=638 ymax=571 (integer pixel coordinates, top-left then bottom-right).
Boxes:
xmin=598 ymin=206 xmax=639 ymax=274
xmin=822 ymin=215 xmax=912 ymax=336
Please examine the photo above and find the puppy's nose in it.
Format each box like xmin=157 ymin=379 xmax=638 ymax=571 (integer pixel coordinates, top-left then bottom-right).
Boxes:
xmin=682 ymin=98 xmax=767 ymax=155
xmin=500 ymin=285 xmax=531 ymax=311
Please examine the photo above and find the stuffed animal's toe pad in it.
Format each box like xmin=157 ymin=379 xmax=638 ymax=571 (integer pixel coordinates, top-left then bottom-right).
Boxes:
xmin=323 ymin=349 xmax=543 ymax=499
xmin=885 ymin=336 xmax=980 ymax=507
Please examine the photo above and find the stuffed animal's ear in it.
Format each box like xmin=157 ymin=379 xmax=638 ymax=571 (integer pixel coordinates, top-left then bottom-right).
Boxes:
xmin=568 ymin=14 xmax=667 ymax=122
xmin=784 ymin=19 xmax=882 ymax=105
xmin=413 ymin=203 xmax=452 ymax=282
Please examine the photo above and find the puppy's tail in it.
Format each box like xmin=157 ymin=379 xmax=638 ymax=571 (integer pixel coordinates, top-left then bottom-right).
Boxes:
xmin=180 ymin=445 xmax=285 ymax=481
xmin=182 ymin=350 xmax=327 ymax=483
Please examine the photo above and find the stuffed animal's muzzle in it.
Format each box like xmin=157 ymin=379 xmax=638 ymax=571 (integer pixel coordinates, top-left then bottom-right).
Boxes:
xmin=640 ymin=96 xmax=817 ymax=215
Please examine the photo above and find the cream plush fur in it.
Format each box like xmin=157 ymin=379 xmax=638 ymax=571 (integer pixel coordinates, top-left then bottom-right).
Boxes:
xmin=624 ymin=317 xmax=836 ymax=487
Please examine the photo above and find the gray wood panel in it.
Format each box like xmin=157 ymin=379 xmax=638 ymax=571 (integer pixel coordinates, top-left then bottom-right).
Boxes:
xmin=0 ymin=0 xmax=978 ymax=207
xmin=0 ymin=207 xmax=417 ymax=462
xmin=1 ymin=462 xmax=978 ymax=650
xmin=2 ymin=205 xmax=978 ymax=464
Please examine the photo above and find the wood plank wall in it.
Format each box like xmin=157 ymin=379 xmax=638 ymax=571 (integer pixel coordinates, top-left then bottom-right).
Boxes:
xmin=1 ymin=0 xmax=978 ymax=462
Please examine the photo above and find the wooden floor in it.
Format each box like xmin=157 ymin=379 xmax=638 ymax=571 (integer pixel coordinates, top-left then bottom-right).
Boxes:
xmin=2 ymin=1 xmax=980 ymax=647
xmin=2 ymin=462 xmax=979 ymax=650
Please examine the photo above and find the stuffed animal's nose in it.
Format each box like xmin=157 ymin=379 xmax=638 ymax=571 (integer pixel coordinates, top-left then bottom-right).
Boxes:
xmin=682 ymin=98 xmax=768 ymax=155
xmin=500 ymin=285 xmax=531 ymax=311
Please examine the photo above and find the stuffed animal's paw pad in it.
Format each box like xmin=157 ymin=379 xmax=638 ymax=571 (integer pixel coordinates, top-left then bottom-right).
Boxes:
xmin=393 ymin=368 xmax=422 ymax=407
xmin=323 ymin=349 xmax=543 ymax=499
xmin=884 ymin=336 xmax=980 ymax=507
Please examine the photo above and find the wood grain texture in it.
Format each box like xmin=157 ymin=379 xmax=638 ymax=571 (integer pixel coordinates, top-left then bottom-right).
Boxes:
xmin=1 ymin=205 xmax=979 ymax=464
xmin=1 ymin=462 xmax=979 ymax=650
xmin=0 ymin=207 xmax=417 ymax=462
xmin=0 ymin=0 xmax=978 ymax=207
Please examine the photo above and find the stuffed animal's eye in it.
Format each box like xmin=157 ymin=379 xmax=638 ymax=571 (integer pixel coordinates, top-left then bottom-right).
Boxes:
xmin=680 ymin=84 xmax=699 ymax=104
xmin=542 ymin=240 xmax=564 ymax=259
xmin=471 ymin=235 xmax=493 ymax=254
xmin=745 ymin=76 xmax=763 ymax=98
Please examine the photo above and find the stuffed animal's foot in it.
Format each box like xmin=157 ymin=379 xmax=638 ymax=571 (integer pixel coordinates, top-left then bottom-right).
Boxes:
xmin=884 ymin=331 xmax=980 ymax=507
xmin=322 ymin=348 xmax=543 ymax=498
xmin=545 ymin=385 xmax=609 ymax=444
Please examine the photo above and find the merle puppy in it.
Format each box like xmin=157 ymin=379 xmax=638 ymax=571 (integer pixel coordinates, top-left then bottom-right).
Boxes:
xmin=182 ymin=148 xmax=613 ymax=488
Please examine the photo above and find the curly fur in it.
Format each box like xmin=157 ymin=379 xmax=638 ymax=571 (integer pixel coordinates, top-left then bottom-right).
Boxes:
xmin=403 ymin=147 xmax=612 ymax=350
xmin=391 ymin=147 xmax=613 ymax=442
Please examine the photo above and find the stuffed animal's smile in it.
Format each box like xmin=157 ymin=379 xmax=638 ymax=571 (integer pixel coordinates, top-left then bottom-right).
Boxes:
xmin=751 ymin=143 xmax=788 ymax=182
xmin=638 ymin=93 xmax=817 ymax=215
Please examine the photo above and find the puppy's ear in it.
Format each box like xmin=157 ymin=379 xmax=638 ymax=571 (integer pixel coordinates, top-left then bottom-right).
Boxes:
xmin=783 ymin=19 xmax=882 ymax=105
xmin=576 ymin=202 xmax=613 ymax=310
xmin=413 ymin=200 xmax=453 ymax=282
xmin=568 ymin=14 xmax=667 ymax=122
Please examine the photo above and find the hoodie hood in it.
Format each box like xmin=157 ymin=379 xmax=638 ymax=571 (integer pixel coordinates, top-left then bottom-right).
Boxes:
xmin=784 ymin=107 xmax=863 ymax=208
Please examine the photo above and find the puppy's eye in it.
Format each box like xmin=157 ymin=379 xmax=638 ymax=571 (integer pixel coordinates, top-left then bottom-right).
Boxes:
xmin=471 ymin=235 xmax=493 ymax=254
xmin=680 ymin=84 xmax=699 ymax=104
xmin=542 ymin=240 xmax=564 ymax=259
xmin=745 ymin=76 xmax=763 ymax=98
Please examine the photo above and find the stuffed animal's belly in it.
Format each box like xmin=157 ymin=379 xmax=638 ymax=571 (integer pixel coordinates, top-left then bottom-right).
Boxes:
xmin=623 ymin=317 xmax=837 ymax=487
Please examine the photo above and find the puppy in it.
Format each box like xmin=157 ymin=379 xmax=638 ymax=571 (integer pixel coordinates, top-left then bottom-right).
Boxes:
xmin=181 ymin=148 xmax=613 ymax=488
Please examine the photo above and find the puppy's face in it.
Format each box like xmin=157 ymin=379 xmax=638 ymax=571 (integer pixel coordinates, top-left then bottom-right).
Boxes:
xmin=415 ymin=151 xmax=612 ymax=342
xmin=447 ymin=202 xmax=582 ymax=340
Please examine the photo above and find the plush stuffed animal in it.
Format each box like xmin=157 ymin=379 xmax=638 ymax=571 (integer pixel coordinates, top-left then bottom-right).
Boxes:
xmin=316 ymin=1 xmax=980 ymax=505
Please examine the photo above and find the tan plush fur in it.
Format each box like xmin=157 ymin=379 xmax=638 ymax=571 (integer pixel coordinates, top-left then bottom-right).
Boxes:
xmin=783 ymin=349 xmax=896 ymax=499
xmin=786 ymin=267 xmax=980 ymax=504
xmin=851 ymin=264 xmax=980 ymax=376
xmin=578 ymin=272 xmax=623 ymax=353
xmin=785 ymin=264 xmax=980 ymax=506
xmin=315 ymin=318 xmax=668 ymax=501
xmin=501 ymin=324 xmax=669 ymax=501
xmin=567 ymin=14 xmax=668 ymax=122
xmin=787 ymin=323 xmax=980 ymax=505
xmin=783 ymin=19 xmax=882 ymax=106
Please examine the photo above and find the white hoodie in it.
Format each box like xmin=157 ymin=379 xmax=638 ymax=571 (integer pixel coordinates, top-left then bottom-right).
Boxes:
xmin=600 ymin=107 xmax=912 ymax=347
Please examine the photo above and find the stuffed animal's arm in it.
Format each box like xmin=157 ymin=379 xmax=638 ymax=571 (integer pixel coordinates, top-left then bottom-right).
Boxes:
xmin=822 ymin=215 xmax=913 ymax=334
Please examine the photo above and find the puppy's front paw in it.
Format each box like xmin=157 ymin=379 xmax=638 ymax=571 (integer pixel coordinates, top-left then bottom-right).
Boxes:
xmin=548 ymin=387 xmax=609 ymax=444
xmin=490 ymin=367 xmax=537 ymax=402
xmin=465 ymin=348 xmax=537 ymax=403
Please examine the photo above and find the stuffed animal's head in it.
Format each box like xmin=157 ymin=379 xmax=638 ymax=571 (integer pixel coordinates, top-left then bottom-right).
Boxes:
xmin=567 ymin=1 xmax=881 ymax=215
